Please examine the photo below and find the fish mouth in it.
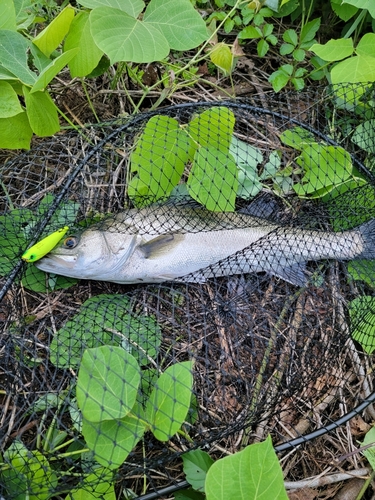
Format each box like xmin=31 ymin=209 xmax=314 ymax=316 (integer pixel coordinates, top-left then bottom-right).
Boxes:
xmin=35 ymin=255 xmax=78 ymax=272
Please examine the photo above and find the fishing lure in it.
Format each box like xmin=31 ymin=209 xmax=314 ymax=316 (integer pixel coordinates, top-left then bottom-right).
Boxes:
xmin=22 ymin=226 xmax=69 ymax=263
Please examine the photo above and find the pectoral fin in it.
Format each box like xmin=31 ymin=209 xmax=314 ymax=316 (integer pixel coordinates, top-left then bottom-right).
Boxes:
xmin=139 ymin=234 xmax=185 ymax=259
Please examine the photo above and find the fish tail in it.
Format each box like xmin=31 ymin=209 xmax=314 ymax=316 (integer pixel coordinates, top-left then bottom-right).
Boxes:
xmin=358 ymin=219 xmax=375 ymax=259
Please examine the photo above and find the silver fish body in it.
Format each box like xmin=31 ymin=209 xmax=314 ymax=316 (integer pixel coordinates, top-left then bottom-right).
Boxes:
xmin=35 ymin=204 xmax=375 ymax=286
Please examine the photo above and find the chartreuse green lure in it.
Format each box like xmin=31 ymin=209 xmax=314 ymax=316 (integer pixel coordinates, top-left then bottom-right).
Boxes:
xmin=22 ymin=226 xmax=69 ymax=263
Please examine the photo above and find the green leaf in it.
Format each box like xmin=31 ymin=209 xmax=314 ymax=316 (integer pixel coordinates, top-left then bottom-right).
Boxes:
xmin=128 ymin=115 xmax=193 ymax=205
xmin=0 ymin=30 xmax=37 ymax=85
xmin=260 ymin=150 xmax=281 ymax=179
xmin=77 ymin=346 xmax=141 ymax=422
xmin=69 ymin=469 xmax=116 ymax=500
xmin=187 ymin=107 xmax=235 ymax=153
xmin=2 ymin=441 xmax=58 ymax=500
xmin=0 ymin=81 xmax=23 ymax=117
xmin=0 ymin=0 xmax=16 ymax=30
xmin=22 ymin=266 xmax=77 ymax=292
xmin=348 ymin=260 xmax=375 ymax=288
xmin=205 ymin=436 xmax=288 ymax=500
xmin=283 ymin=29 xmax=297 ymax=46
xmin=50 ymin=294 xmax=160 ymax=368
xmin=77 ymin=0 xmax=145 ymax=17
xmin=65 ymin=11 xmax=104 ymax=77
xmin=89 ymin=7 xmax=170 ymax=63
xmin=331 ymin=54 xmax=375 ymax=84
xmin=30 ymin=49 xmax=79 ymax=93
xmin=82 ymin=414 xmax=146 ymax=468
xmin=310 ymin=38 xmax=354 ymax=62
xmin=182 ymin=449 xmax=214 ymax=492
xmin=23 ymin=87 xmax=59 ymax=136
xmin=146 ymin=361 xmax=193 ymax=441
xmin=229 ymin=136 xmax=263 ymax=200
xmin=0 ymin=111 xmax=32 ymax=148
xmin=280 ymin=126 xmax=316 ymax=149
xmin=238 ymin=25 xmax=262 ymax=39
xmin=300 ymin=18 xmax=320 ymax=43
xmin=187 ymin=147 xmax=238 ymax=211
xmin=291 ymin=77 xmax=305 ymax=90
xmin=331 ymin=0 xmax=358 ymax=21
xmin=293 ymin=144 xmax=354 ymax=197
xmin=340 ymin=0 xmax=375 ymax=18
xmin=257 ymin=39 xmax=269 ymax=57
xmin=349 ymin=296 xmax=375 ymax=354
xmin=268 ymin=70 xmax=290 ymax=92
xmin=356 ymin=33 xmax=375 ymax=58
xmin=143 ymin=0 xmax=208 ymax=51
xmin=33 ymin=5 xmax=75 ymax=57
xmin=361 ymin=426 xmax=375 ymax=471
xmin=352 ymin=119 xmax=375 ymax=153
xmin=210 ymin=42 xmax=233 ymax=75
xmin=280 ymin=43 xmax=294 ymax=55
xmin=293 ymin=48 xmax=305 ymax=61
xmin=175 ymin=490 xmax=206 ymax=500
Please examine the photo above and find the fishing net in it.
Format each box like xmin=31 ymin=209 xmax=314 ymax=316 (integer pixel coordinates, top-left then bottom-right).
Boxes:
xmin=1 ymin=84 xmax=375 ymax=498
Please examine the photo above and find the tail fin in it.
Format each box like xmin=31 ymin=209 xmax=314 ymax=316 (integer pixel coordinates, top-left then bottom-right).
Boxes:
xmin=358 ymin=219 xmax=375 ymax=259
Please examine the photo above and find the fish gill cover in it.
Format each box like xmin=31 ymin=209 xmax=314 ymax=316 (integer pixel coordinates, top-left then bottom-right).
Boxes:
xmin=1 ymin=85 xmax=375 ymax=498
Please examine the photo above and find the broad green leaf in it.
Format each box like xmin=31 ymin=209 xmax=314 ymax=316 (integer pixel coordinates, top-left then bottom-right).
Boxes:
xmin=69 ymin=469 xmax=116 ymax=500
xmin=341 ymin=0 xmax=375 ymax=18
xmin=82 ymin=414 xmax=146 ymax=468
xmin=128 ymin=115 xmax=193 ymax=205
xmin=182 ymin=450 xmax=214 ymax=492
xmin=361 ymin=426 xmax=375 ymax=471
xmin=77 ymin=346 xmax=141 ymax=421
xmin=49 ymin=294 xmax=161 ymax=368
xmin=187 ymin=147 xmax=238 ymax=211
xmin=187 ymin=107 xmax=235 ymax=153
xmin=23 ymin=87 xmax=59 ymax=136
xmin=280 ymin=43 xmax=294 ymax=55
xmin=89 ymin=7 xmax=170 ymax=63
xmin=210 ymin=43 xmax=233 ymax=75
xmin=331 ymin=0 xmax=358 ymax=21
xmin=260 ymin=150 xmax=282 ymax=179
xmin=280 ymin=126 xmax=315 ymax=149
xmin=146 ymin=361 xmax=193 ymax=441
xmin=352 ymin=119 xmax=375 ymax=153
xmin=2 ymin=441 xmax=58 ymax=500
xmin=0 ymin=30 xmax=36 ymax=85
xmin=349 ymin=296 xmax=375 ymax=354
xmin=77 ymin=0 xmax=145 ymax=17
xmin=0 ymin=0 xmax=16 ymax=30
xmin=0 ymin=111 xmax=32 ymax=148
xmin=30 ymin=48 xmax=79 ymax=92
xmin=356 ymin=33 xmax=375 ymax=58
xmin=293 ymin=144 xmax=354 ymax=197
xmin=22 ymin=265 xmax=77 ymax=292
xmin=229 ymin=137 xmax=263 ymax=200
xmin=175 ymin=490 xmax=205 ymax=500
xmin=348 ymin=260 xmax=375 ymax=288
xmin=64 ymin=11 xmax=104 ymax=77
xmin=143 ymin=0 xmax=208 ymax=51
xmin=33 ymin=5 xmax=75 ymax=57
xmin=0 ymin=81 xmax=23 ymax=117
xmin=300 ymin=18 xmax=320 ymax=43
xmin=310 ymin=38 xmax=354 ymax=61
xmin=331 ymin=54 xmax=375 ymax=84
xmin=205 ymin=436 xmax=288 ymax=500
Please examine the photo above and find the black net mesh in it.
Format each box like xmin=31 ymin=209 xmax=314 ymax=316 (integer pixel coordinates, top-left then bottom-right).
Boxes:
xmin=1 ymin=84 xmax=375 ymax=498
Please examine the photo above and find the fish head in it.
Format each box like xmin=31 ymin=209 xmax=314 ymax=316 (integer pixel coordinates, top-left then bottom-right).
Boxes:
xmin=35 ymin=228 xmax=137 ymax=280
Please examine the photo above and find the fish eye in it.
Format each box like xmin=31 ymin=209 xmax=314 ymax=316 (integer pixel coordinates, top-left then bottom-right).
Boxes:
xmin=63 ymin=236 xmax=78 ymax=249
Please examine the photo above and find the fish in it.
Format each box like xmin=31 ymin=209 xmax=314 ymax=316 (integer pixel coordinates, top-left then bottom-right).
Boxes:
xmin=34 ymin=203 xmax=375 ymax=287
